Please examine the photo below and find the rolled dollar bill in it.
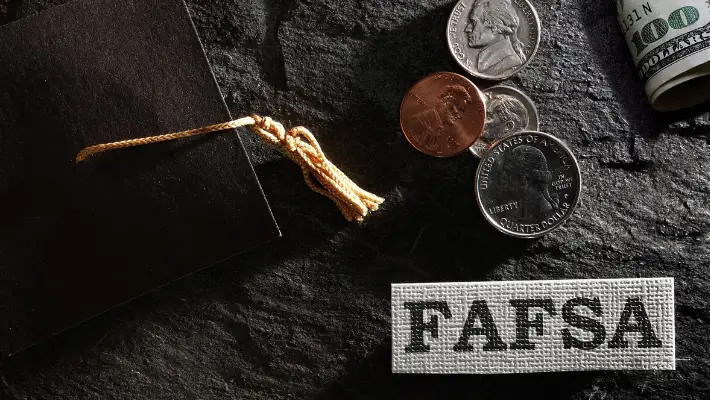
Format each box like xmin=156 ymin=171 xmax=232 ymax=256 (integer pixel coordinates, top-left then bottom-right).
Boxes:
xmin=616 ymin=1 xmax=710 ymax=111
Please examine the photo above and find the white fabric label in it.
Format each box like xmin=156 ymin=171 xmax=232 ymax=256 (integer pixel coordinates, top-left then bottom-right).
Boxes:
xmin=392 ymin=278 xmax=675 ymax=374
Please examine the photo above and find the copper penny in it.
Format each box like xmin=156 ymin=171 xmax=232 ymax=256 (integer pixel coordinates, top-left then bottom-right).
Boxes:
xmin=399 ymin=72 xmax=485 ymax=157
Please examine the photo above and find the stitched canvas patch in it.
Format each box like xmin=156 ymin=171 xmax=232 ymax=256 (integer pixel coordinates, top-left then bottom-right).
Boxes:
xmin=392 ymin=278 xmax=675 ymax=374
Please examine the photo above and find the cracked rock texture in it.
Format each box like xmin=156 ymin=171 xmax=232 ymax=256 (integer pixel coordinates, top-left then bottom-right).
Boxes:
xmin=2 ymin=0 xmax=710 ymax=399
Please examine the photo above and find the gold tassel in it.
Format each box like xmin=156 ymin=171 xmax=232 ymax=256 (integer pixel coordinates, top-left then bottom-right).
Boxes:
xmin=76 ymin=115 xmax=385 ymax=223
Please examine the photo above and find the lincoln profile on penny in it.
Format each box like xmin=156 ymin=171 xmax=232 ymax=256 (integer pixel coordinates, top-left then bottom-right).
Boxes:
xmin=465 ymin=0 xmax=527 ymax=76
xmin=407 ymin=85 xmax=473 ymax=154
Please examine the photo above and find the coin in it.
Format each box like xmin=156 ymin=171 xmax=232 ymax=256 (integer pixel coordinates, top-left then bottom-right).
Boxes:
xmin=476 ymin=131 xmax=581 ymax=238
xmin=400 ymin=72 xmax=486 ymax=157
xmin=469 ymin=85 xmax=539 ymax=158
xmin=447 ymin=0 xmax=541 ymax=80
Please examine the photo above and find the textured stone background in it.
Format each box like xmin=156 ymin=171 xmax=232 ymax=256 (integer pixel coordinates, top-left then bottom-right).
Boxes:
xmin=1 ymin=0 xmax=709 ymax=399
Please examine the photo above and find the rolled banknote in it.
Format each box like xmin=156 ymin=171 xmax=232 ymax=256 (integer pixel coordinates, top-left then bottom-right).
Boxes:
xmin=616 ymin=0 xmax=710 ymax=111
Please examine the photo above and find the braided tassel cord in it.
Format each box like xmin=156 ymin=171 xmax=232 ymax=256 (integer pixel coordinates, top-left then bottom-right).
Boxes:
xmin=75 ymin=115 xmax=385 ymax=223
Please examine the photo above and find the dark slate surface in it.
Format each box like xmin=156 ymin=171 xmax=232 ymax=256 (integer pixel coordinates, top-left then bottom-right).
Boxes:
xmin=1 ymin=0 xmax=709 ymax=398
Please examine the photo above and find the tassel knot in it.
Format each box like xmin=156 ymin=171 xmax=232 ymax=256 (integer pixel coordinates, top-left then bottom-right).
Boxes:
xmin=249 ymin=115 xmax=384 ymax=222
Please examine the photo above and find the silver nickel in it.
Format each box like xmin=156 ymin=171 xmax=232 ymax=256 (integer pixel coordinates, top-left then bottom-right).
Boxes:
xmin=476 ymin=131 xmax=581 ymax=238
xmin=447 ymin=0 xmax=541 ymax=80
xmin=469 ymin=85 xmax=539 ymax=158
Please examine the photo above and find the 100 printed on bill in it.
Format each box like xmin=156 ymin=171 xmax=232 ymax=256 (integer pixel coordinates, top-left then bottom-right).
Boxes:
xmin=617 ymin=0 xmax=710 ymax=111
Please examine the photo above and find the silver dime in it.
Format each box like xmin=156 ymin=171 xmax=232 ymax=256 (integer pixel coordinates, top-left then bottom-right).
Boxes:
xmin=446 ymin=0 xmax=541 ymax=80
xmin=476 ymin=131 xmax=581 ymax=238
xmin=469 ymin=85 xmax=539 ymax=158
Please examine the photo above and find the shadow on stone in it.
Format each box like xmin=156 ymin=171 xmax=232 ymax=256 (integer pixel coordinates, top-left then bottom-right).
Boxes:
xmin=0 ymin=158 xmax=339 ymax=383
xmin=315 ymin=342 xmax=601 ymax=399
xmin=337 ymin=3 xmax=535 ymax=286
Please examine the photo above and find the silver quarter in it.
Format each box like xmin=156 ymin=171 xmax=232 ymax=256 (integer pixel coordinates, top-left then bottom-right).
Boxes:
xmin=469 ymin=85 xmax=539 ymax=158
xmin=476 ymin=131 xmax=581 ymax=238
xmin=446 ymin=0 xmax=541 ymax=80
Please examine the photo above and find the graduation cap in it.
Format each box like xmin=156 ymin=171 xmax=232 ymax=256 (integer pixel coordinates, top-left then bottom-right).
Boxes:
xmin=0 ymin=0 xmax=282 ymax=356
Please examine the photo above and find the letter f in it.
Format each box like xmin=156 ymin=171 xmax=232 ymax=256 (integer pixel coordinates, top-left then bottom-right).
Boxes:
xmin=404 ymin=301 xmax=452 ymax=353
